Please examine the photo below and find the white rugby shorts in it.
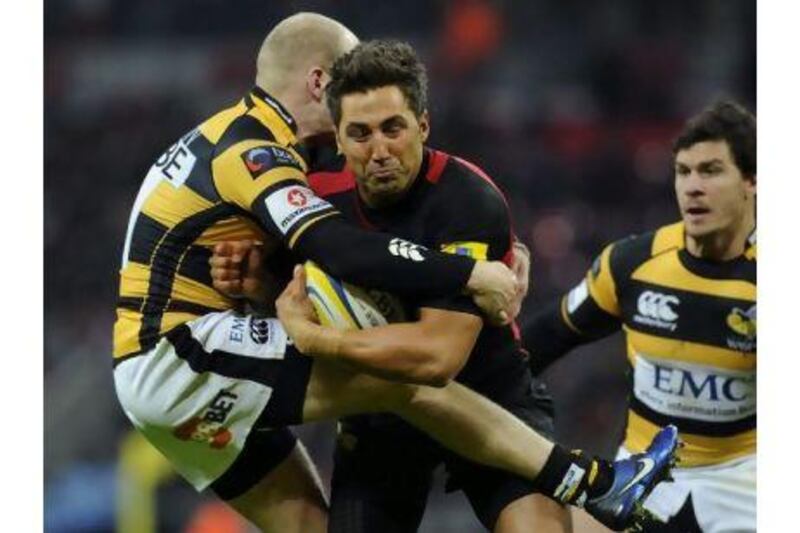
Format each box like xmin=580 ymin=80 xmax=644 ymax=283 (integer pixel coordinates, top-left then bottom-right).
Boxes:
xmin=114 ymin=311 xmax=303 ymax=492
xmin=618 ymin=447 xmax=756 ymax=532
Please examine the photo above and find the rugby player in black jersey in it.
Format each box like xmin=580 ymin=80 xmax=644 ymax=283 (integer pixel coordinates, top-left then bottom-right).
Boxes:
xmin=522 ymin=101 xmax=756 ymax=532
xmin=213 ymin=40 xmax=679 ymax=532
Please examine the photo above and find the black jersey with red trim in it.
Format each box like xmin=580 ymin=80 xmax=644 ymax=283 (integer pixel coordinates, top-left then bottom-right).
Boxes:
xmin=113 ymin=88 xmax=476 ymax=360
xmin=308 ymin=147 xmax=526 ymax=391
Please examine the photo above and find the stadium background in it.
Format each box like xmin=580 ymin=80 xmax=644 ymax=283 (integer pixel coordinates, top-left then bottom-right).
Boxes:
xmin=44 ymin=1 xmax=755 ymax=531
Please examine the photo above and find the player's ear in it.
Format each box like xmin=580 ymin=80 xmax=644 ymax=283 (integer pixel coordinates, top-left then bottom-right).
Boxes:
xmin=418 ymin=110 xmax=430 ymax=142
xmin=743 ymin=173 xmax=756 ymax=198
xmin=306 ymin=66 xmax=328 ymax=102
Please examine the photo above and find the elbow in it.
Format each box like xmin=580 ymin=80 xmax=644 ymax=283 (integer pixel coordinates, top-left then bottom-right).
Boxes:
xmin=416 ymin=351 xmax=464 ymax=388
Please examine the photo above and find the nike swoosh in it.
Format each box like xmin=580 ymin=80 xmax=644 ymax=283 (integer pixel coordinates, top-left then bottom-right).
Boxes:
xmin=618 ymin=457 xmax=655 ymax=494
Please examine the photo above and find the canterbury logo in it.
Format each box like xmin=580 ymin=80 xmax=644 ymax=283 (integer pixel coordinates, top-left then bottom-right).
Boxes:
xmin=634 ymin=290 xmax=679 ymax=331
xmin=388 ymin=238 xmax=426 ymax=262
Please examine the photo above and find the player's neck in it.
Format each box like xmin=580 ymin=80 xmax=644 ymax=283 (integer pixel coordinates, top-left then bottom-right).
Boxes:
xmin=685 ymin=209 xmax=755 ymax=261
xmin=357 ymin=182 xmax=415 ymax=210
xmin=358 ymin=169 xmax=423 ymax=210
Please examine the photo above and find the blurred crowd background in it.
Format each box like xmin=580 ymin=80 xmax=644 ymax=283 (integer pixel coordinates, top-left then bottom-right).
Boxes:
xmin=44 ymin=0 xmax=755 ymax=531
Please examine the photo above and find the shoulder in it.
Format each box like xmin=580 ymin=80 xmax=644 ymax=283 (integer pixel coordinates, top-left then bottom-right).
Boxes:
xmin=307 ymin=152 xmax=355 ymax=198
xmin=215 ymin=114 xmax=278 ymax=154
xmin=215 ymin=114 xmax=302 ymax=165
xmin=606 ymin=222 xmax=683 ymax=281
xmin=212 ymin=119 xmax=305 ymax=180
xmin=433 ymin=150 xmax=509 ymax=219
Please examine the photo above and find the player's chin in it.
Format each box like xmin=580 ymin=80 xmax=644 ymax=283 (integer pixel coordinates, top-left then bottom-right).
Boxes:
xmin=683 ymin=219 xmax=718 ymax=239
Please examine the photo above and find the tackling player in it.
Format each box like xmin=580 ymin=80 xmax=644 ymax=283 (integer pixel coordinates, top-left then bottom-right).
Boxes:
xmin=211 ymin=40 xmax=678 ymax=532
xmin=523 ymin=101 xmax=756 ymax=532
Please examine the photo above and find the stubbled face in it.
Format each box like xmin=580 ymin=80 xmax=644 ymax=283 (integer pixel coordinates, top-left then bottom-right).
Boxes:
xmin=674 ymin=140 xmax=755 ymax=240
xmin=336 ymin=85 xmax=429 ymax=207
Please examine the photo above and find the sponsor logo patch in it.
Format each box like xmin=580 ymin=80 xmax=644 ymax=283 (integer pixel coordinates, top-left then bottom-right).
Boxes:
xmin=173 ymin=390 xmax=238 ymax=450
xmin=249 ymin=317 xmax=271 ymax=344
xmin=634 ymin=354 xmax=756 ymax=422
xmin=227 ymin=316 xmax=247 ymax=343
xmin=265 ymin=186 xmax=334 ymax=235
xmin=726 ymin=304 xmax=756 ymax=352
xmin=241 ymin=145 xmax=302 ymax=178
xmin=152 ymin=128 xmax=200 ymax=188
xmin=389 ymin=238 xmax=426 ymax=262
xmin=441 ymin=241 xmax=489 ymax=260
xmin=633 ymin=290 xmax=679 ymax=331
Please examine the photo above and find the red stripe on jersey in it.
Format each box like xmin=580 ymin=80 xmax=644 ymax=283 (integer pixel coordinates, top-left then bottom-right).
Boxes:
xmin=425 ymin=149 xmax=450 ymax=183
xmin=308 ymin=169 xmax=356 ymax=198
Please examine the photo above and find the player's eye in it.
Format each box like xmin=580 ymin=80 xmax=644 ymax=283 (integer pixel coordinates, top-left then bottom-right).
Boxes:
xmin=675 ymin=165 xmax=690 ymax=176
xmin=381 ymin=118 xmax=407 ymax=137
xmin=345 ymin=125 xmax=371 ymax=142
xmin=699 ymin=164 xmax=722 ymax=176
xmin=384 ymin=122 xmax=403 ymax=133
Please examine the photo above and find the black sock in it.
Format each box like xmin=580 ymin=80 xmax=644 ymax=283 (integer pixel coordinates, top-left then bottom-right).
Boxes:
xmin=535 ymin=445 xmax=613 ymax=506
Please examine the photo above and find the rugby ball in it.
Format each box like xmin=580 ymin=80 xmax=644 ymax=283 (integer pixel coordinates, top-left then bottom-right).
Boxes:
xmin=304 ymin=261 xmax=406 ymax=329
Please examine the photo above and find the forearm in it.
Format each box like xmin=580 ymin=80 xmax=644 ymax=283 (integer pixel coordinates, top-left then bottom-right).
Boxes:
xmin=291 ymin=321 xmax=461 ymax=386
xmin=524 ymin=298 xmax=618 ymax=373
xmin=293 ymin=216 xmax=475 ymax=298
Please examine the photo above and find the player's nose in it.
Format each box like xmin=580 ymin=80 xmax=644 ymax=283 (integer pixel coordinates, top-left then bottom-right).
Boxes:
xmin=683 ymin=171 xmax=706 ymax=196
xmin=370 ymin=136 xmax=391 ymax=161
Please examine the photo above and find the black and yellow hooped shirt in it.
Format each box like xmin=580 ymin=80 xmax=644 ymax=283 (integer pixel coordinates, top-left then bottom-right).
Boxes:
xmin=114 ymin=88 xmax=338 ymax=361
xmin=562 ymin=222 xmax=756 ymax=466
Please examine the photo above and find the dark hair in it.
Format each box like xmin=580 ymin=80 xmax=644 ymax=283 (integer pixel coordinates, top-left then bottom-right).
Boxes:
xmin=326 ymin=40 xmax=428 ymax=125
xmin=672 ymin=100 xmax=756 ymax=178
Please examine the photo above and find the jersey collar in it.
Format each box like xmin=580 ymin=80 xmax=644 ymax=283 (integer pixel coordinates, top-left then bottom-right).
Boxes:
xmin=677 ymin=221 xmax=757 ymax=279
xmin=247 ymin=86 xmax=298 ymax=135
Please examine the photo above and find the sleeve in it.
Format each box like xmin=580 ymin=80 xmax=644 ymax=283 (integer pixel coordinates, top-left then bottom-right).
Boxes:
xmin=523 ymin=243 xmax=622 ymax=372
xmin=415 ymin=187 xmax=512 ymax=315
xmin=213 ymin=141 xmax=475 ymax=297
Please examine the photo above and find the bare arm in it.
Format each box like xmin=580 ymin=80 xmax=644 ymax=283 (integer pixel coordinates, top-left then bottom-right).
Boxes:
xmin=276 ymin=266 xmax=481 ymax=387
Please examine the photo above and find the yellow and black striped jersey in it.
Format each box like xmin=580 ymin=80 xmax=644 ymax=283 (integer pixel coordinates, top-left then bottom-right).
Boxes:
xmin=531 ymin=222 xmax=756 ymax=467
xmin=114 ymin=87 xmax=339 ymax=360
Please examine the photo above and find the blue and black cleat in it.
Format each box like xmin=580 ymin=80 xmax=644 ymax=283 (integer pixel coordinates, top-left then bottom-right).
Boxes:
xmin=584 ymin=425 xmax=680 ymax=531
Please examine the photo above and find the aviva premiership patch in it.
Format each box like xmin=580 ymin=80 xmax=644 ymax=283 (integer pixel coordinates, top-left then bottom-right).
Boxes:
xmin=241 ymin=145 xmax=302 ymax=178
xmin=441 ymin=241 xmax=488 ymax=260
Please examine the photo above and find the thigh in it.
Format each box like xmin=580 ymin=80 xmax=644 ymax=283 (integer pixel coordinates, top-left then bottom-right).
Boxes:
xmin=224 ymin=439 xmax=328 ymax=533
xmin=328 ymin=417 xmax=437 ymax=533
xmin=300 ymin=358 xmax=418 ymax=423
xmin=113 ymin=311 xmax=312 ymax=492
